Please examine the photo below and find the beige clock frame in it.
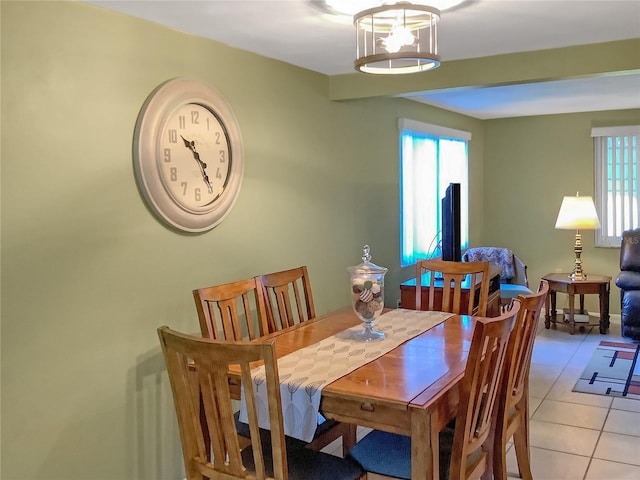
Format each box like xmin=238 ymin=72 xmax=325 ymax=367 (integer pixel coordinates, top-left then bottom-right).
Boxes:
xmin=133 ymin=77 xmax=244 ymax=233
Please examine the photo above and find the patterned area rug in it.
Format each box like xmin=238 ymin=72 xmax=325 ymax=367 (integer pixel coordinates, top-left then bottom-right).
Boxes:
xmin=573 ymin=341 xmax=640 ymax=400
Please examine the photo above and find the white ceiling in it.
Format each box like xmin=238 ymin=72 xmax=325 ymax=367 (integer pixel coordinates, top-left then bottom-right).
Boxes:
xmin=88 ymin=0 xmax=640 ymax=119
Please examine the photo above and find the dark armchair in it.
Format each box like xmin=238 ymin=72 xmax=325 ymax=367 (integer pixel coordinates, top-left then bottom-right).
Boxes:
xmin=616 ymin=228 xmax=640 ymax=341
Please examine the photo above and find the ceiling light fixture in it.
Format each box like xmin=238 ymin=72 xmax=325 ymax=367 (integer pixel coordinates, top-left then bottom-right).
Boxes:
xmin=354 ymin=2 xmax=441 ymax=74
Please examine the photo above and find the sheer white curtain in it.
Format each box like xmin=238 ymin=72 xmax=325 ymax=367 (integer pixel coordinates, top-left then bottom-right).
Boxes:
xmin=592 ymin=125 xmax=639 ymax=247
xmin=399 ymin=119 xmax=470 ymax=266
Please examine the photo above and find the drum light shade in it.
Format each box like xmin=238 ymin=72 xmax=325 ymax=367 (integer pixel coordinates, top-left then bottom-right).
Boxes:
xmin=354 ymin=3 xmax=440 ymax=74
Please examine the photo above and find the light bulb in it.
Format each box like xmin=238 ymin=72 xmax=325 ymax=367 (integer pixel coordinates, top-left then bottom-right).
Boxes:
xmin=382 ymin=25 xmax=415 ymax=53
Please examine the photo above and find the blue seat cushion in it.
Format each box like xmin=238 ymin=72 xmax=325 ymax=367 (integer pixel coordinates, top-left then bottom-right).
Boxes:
xmin=348 ymin=430 xmax=411 ymax=479
xmin=348 ymin=428 xmax=454 ymax=480
xmin=500 ymin=283 xmax=533 ymax=299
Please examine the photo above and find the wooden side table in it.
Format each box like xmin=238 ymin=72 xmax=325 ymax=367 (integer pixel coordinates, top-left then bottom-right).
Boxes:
xmin=541 ymin=273 xmax=611 ymax=335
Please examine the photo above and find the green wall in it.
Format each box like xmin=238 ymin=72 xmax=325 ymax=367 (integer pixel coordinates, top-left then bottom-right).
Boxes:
xmin=1 ymin=1 xmax=635 ymax=479
xmin=0 ymin=2 xmax=486 ymax=478
xmin=484 ymin=111 xmax=640 ymax=312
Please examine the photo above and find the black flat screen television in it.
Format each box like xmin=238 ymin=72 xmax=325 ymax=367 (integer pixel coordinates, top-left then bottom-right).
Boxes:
xmin=441 ymin=182 xmax=461 ymax=262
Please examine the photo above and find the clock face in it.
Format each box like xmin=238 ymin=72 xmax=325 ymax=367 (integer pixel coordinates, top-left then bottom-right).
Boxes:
xmin=133 ymin=78 xmax=244 ymax=233
xmin=159 ymin=103 xmax=231 ymax=211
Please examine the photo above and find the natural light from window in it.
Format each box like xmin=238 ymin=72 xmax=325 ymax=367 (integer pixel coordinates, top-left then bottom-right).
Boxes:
xmin=399 ymin=119 xmax=469 ymax=267
xmin=593 ymin=126 xmax=639 ymax=247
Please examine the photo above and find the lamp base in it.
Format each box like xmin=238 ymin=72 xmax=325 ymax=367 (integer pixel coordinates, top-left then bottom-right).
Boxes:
xmin=569 ymin=271 xmax=587 ymax=281
xmin=569 ymin=230 xmax=587 ymax=281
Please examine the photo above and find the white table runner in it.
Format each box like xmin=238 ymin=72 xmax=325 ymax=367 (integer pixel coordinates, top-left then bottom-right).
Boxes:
xmin=239 ymin=308 xmax=453 ymax=442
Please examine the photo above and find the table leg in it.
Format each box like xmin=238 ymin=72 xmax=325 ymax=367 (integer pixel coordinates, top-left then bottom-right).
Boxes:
xmin=568 ymin=293 xmax=576 ymax=335
xmin=579 ymin=294 xmax=585 ymax=315
xmin=600 ymin=283 xmax=611 ymax=334
xmin=544 ymin=290 xmax=551 ymax=329
xmin=411 ymin=407 xmax=438 ymax=480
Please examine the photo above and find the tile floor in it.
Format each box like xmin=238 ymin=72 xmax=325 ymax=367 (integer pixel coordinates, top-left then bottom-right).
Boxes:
xmin=323 ymin=314 xmax=640 ymax=480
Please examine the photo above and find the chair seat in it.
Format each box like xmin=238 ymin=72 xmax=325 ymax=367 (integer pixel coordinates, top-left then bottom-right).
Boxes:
xmin=348 ymin=429 xmax=454 ymax=480
xmin=242 ymin=427 xmax=363 ymax=480
xmin=500 ymin=283 xmax=533 ymax=299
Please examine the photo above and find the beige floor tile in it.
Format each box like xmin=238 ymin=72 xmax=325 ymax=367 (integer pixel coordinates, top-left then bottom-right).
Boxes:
xmin=535 ymin=316 xmax=547 ymax=336
xmin=531 ymin=340 xmax=580 ymax=366
xmin=582 ymin=329 xmax=609 ymax=341
xmin=532 ymin=399 xmax=609 ymax=430
xmin=528 ymin=420 xmax=600 ymax=456
xmin=536 ymin=326 xmax=590 ymax=343
xmin=507 ymin=445 xmax=590 ymax=480
xmin=585 ymin=458 xmax=640 ymax=480
xmin=530 ymin=360 xmax=565 ymax=377
xmin=528 ymin=363 xmax=563 ymax=398
xmin=357 ymin=426 xmax=372 ymax=440
xmin=605 ymin=320 xmax=622 ymax=337
xmin=321 ymin=437 xmax=342 ymax=456
xmin=612 ymin=396 xmax=640 ymax=413
xmin=529 ymin=396 xmax=543 ymax=417
xmin=566 ymin=350 xmax=598 ymax=370
xmin=594 ymin=431 xmax=640 ymax=465
xmin=603 ymin=409 xmax=640 ymax=436
xmin=556 ymin=365 xmax=585 ymax=383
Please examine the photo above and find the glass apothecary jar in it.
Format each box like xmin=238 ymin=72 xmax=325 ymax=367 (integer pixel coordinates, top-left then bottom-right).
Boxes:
xmin=347 ymin=245 xmax=387 ymax=341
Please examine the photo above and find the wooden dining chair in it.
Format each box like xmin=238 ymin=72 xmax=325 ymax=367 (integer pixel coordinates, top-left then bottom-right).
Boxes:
xmin=260 ymin=266 xmax=316 ymax=332
xmin=193 ymin=277 xmax=270 ymax=341
xmin=193 ymin=275 xmax=355 ymax=455
xmin=348 ymin=300 xmax=520 ymax=480
xmin=192 ymin=276 xmax=269 ymax=445
xmin=158 ymin=326 xmax=364 ymax=480
xmin=415 ymin=259 xmax=491 ymax=316
xmin=492 ymin=280 xmax=549 ymax=480
xmin=259 ymin=266 xmax=357 ymax=455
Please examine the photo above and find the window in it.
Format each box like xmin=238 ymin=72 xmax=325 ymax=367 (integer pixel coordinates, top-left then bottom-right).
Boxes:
xmin=592 ymin=126 xmax=639 ymax=247
xmin=399 ymin=119 xmax=470 ymax=267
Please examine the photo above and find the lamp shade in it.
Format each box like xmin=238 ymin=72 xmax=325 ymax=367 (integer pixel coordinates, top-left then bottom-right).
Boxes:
xmin=554 ymin=195 xmax=601 ymax=230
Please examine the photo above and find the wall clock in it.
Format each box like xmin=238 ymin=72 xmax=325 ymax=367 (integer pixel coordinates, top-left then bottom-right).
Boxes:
xmin=133 ymin=77 xmax=244 ymax=232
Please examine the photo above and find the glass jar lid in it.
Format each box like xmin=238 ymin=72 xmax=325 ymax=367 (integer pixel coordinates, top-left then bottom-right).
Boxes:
xmin=347 ymin=245 xmax=388 ymax=275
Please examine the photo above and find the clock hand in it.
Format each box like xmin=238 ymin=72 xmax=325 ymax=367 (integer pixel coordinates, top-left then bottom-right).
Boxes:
xmin=180 ymin=135 xmax=214 ymax=194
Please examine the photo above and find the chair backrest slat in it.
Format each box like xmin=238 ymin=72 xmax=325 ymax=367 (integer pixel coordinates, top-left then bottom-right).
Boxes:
xmin=260 ymin=266 xmax=316 ymax=332
xmin=416 ymin=259 xmax=491 ymax=316
xmin=193 ymin=277 xmax=269 ymax=342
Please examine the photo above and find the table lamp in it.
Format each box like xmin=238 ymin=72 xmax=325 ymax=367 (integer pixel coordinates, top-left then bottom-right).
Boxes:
xmin=554 ymin=193 xmax=601 ymax=281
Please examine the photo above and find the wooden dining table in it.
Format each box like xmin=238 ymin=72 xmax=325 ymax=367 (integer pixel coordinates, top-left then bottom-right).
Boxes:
xmin=230 ymin=306 xmax=478 ymax=480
